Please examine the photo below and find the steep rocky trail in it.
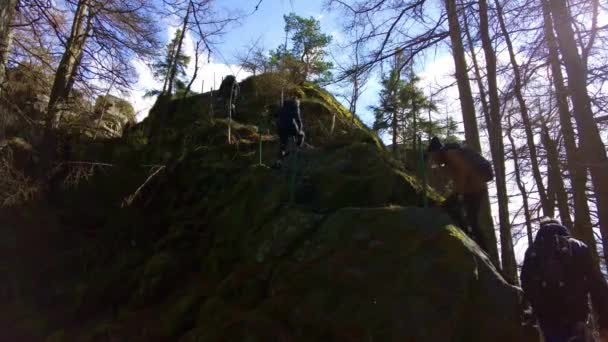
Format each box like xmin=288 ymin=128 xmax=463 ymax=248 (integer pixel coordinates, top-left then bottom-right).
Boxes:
xmin=2 ymin=76 xmax=538 ymax=341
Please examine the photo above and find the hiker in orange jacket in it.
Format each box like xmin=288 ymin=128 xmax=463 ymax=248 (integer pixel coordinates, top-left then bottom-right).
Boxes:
xmin=426 ymin=137 xmax=493 ymax=252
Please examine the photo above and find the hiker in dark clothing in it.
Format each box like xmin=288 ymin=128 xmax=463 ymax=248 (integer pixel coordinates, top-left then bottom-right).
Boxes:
xmin=218 ymin=75 xmax=239 ymax=115
xmin=426 ymin=137 xmax=493 ymax=253
xmin=273 ymin=97 xmax=305 ymax=168
xmin=521 ymin=218 xmax=608 ymax=342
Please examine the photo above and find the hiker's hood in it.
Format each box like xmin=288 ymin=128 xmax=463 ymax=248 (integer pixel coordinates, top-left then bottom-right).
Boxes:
xmin=534 ymin=222 xmax=570 ymax=244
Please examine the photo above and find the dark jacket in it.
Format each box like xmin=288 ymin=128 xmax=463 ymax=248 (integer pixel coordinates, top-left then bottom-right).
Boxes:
xmin=521 ymin=223 xmax=608 ymax=330
xmin=278 ymin=99 xmax=302 ymax=131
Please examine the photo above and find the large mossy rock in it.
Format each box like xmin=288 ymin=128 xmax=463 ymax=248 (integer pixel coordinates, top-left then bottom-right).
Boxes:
xmin=4 ymin=75 xmax=538 ymax=341
xmin=183 ymin=207 xmax=537 ymax=341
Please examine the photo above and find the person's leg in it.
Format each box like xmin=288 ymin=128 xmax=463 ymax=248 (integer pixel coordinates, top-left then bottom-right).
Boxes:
xmin=295 ymin=130 xmax=305 ymax=148
xmin=571 ymin=322 xmax=594 ymax=342
xmin=554 ymin=323 xmax=590 ymax=342
xmin=278 ymin=128 xmax=289 ymax=159
xmin=463 ymin=191 xmax=488 ymax=252
xmin=272 ymin=127 xmax=290 ymax=169
xmin=442 ymin=193 xmax=467 ymax=230
xmin=540 ymin=323 xmax=571 ymax=342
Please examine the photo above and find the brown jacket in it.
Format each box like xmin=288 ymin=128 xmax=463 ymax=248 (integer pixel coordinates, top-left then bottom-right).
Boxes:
xmin=442 ymin=149 xmax=487 ymax=195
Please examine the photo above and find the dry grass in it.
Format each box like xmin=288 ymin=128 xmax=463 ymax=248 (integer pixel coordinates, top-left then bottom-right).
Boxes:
xmin=0 ymin=145 xmax=39 ymax=207
xmin=53 ymin=161 xmax=114 ymax=189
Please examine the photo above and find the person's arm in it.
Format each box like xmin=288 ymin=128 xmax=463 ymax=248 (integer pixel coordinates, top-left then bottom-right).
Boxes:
xmin=520 ymin=250 xmax=534 ymax=303
xmin=520 ymin=251 xmax=539 ymax=322
xmin=581 ymin=245 xmax=608 ymax=334
xmin=444 ymin=151 xmax=467 ymax=194
xmin=294 ymin=104 xmax=303 ymax=131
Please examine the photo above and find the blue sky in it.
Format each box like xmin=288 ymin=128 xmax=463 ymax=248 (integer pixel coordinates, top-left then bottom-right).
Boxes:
xmin=217 ymin=0 xmax=331 ymax=60
xmin=131 ymin=0 xmax=359 ymax=119
xmin=210 ymin=0 xmax=458 ymax=126
xmin=131 ymin=0 xmax=461 ymax=128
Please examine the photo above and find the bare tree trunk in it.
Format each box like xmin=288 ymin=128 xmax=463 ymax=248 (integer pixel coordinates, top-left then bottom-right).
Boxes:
xmin=446 ymin=0 xmax=481 ymax=153
xmin=506 ymin=114 xmax=534 ymax=246
xmin=392 ymin=55 xmax=401 ymax=156
xmin=465 ymin=9 xmax=518 ymax=275
xmin=46 ymin=0 xmax=93 ymax=129
xmin=412 ymin=103 xmax=417 ymax=152
xmin=392 ymin=109 xmax=398 ymax=154
xmin=581 ymin=0 xmax=599 ymax=68
xmin=0 ymin=0 xmax=18 ymax=141
xmin=494 ymin=0 xmax=551 ymax=217
xmin=184 ymin=40 xmax=201 ymax=97
xmin=0 ymin=0 xmax=15 ymax=86
xmin=349 ymin=28 xmax=365 ymax=118
xmin=228 ymin=80 xmax=235 ymax=144
xmin=541 ymin=119 xmax=572 ymax=230
xmin=445 ymin=0 xmax=499 ymax=267
xmin=463 ymin=15 xmax=489 ymax=121
xmin=350 ymin=71 xmax=358 ymax=116
xmin=161 ymin=36 xmax=179 ymax=95
xmin=166 ymin=1 xmax=191 ymax=96
xmin=478 ymin=0 xmax=517 ymax=284
xmin=547 ymin=0 xmax=608 ymax=265
xmin=542 ymin=0 xmax=599 ymax=265
xmin=546 ymin=170 xmax=556 ymax=217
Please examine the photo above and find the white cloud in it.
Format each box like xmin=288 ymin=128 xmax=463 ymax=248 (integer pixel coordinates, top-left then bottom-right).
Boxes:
xmin=127 ymin=27 xmax=251 ymax=121
xmin=418 ymin=53 xmax=461 ymax=128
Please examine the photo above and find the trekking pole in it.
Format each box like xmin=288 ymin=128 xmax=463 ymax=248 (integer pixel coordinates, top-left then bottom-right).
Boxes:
xmin=418 ymin=134 xmax=428 ymax=208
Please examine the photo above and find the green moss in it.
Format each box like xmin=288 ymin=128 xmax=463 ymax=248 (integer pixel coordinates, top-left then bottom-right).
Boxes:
xmin=162 ymin=292 xmax=206 ymax=338
xmin=15 ymin=315 xmax=49 ymax=338
xmin=85 ymin=321 xmax=118 ymax=341
xmin=45 ymin=330 xmax=66 ymax=342
xmin=252 ymin=207 xmax=535 ymax=341
xmin=130 ymin=252 xmax=180 ymax=306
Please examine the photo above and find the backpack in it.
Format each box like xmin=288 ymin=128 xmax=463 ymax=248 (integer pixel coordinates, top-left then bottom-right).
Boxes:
xmin=443 ymin=143 xmax=494 ymax=182
xmin=278 ymin=100 xmax=300 ymax=128
xmin=526 ymin=230 xmax=576 ymax=314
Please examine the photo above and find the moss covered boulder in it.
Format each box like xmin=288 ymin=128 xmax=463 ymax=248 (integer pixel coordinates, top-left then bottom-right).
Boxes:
xmin=3 ymin=75 xmax=539 ymax=341
xmin=182 ymin=207 xmax=536 ymax=341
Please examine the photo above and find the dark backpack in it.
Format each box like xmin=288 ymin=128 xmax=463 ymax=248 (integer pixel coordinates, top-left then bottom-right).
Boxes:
xmin=278 ymin=100 xmax=299 ymax=128
xmin=443 ymin=143 xmax=494 ymax=182
xmin=526 ymin=231 xmax=576 ymax=314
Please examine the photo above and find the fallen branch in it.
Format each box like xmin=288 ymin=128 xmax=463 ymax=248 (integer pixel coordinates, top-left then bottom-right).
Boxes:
xmin=52 ymin=161 xmax=115 ymax=189
xmin=122 ymin=165 xmax=166 ymax=207
xmin=59 ymin=161 xmax=116 ymax=167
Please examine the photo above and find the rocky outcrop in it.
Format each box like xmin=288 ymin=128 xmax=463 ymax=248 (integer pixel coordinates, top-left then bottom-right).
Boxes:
xmin=3 ymin=75 xmax=539 ymax=341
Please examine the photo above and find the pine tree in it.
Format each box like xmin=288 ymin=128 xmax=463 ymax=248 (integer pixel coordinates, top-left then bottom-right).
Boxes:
xmin=371 ymin=69 xmax=437 ymax=154
xmin=147 ymin=29 xmax=191 ymax=97
xmin=269 ymin=13 xmax=332 ymax=84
